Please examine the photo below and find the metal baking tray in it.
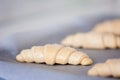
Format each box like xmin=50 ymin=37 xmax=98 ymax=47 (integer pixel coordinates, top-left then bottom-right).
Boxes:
xmin=0 ymin=15 xmax=120 ymax=80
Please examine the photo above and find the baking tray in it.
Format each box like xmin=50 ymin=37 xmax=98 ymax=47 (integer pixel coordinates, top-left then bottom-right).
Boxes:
xmin=0 ymin=15 xmax=120 ymax=80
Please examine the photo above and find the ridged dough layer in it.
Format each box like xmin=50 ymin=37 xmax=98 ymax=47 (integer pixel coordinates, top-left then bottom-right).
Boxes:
xmin=16 ymin=44 xmax=93 ymax=65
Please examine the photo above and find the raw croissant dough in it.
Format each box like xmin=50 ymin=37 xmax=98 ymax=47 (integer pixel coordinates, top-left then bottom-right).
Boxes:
xmin=16 ymin=44 xmax=93 ymax=65
xmin=93 ymin=19 xmax=120 ymax=35
xmin=88 ymin=58 xmax=120 ymax=78
xmin=61 ymin=32 xmax=120 ymax=49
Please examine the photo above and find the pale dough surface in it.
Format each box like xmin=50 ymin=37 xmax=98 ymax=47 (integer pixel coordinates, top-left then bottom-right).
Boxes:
xmin=16 ymin=44 xmax=93 ymax=65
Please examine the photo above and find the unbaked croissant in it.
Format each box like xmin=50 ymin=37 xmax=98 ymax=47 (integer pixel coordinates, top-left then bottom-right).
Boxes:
xmin=16 ymin=44 xmax=93 ymax=65
xmin=88 ymin=58 xmax=120 ymax=78
xmin=61 ymin=32 xmax=120 ymax=49
xmin=93 ymin=19 xmax=120 ymax=35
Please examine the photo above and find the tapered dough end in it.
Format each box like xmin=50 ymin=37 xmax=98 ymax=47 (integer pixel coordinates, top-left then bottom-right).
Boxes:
xmin=88 ymin=63 xmax=108 ymax=77
xmin=68 ymin=52 xmax=80 ymax=65
xmin=71 ymin=33 xmax=84 ymax=48
xmin=16 ymin=54 xmax=24 ymax=62
xmin=88 ymin=67 xmax=98 ymax=76
xmin=68 ymin=52 xmax=93 ymax=65
xmin=81 ymin=58 xmax=93 ymax=66
xmin=93 ymin=24 xmax=104 ymax=33
xmin=61 ymin=35 xmax=74 ymax=46
xmin=61 ymin=33 xmax=85 ymax=48
xmin=88 ymin=59 xmax=120 ymax=78
xmin=68 ymin=52 xmax=83 ymax=65
xmin=95 ymin=63 xmax=112 ymax=77
xmin=21 ymin=49 xmax=34 ymax=63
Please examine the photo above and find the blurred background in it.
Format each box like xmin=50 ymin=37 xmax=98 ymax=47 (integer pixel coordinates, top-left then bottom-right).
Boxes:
xmin=0 ymin=0 xmax=120 ymax=40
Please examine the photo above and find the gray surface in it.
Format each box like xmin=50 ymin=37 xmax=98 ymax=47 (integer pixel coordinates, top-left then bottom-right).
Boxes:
xmin=0 ymin=17 xmax=120 ymax=80
xmin=0 ymin=0 xmax=119 ymax=40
